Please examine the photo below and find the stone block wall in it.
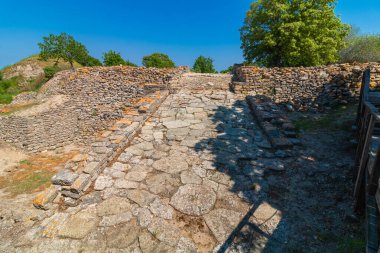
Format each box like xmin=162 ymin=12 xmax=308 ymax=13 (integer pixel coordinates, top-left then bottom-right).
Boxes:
xmin=231 ymin=63 xmax=380 ymax=111
xmin=0 ymin=103 xmax=77 ymax=152
xmin=177 ymin=73 xmax=232 ymax=90
xmin=0 ymin=66 xmax=187 ymax=152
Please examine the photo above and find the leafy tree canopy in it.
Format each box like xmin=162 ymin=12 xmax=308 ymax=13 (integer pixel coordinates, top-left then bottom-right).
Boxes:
xmin=103 ymin=50 xmax=125 ymax=66
xmin=103 ymin=50 xmax=137 ymax=67
xmin=125 ymin=60 xmax=138 ymax=67
xmin=339 ymin=30 xmax=380 ymax=63
xmin=192 ymin=56 xmax=217 ymax=73
xmin=38 ymin=33 xmax=89 ymax=69
xmin=220 ymin=66 xmax=234 ymax=74
xmin=79 ymin=55 xmax=102 ymax=67
xmin=240 ymin=0 xmax=350 ymax=67
xmin=142 ymin=53 xmax=175 ymax=68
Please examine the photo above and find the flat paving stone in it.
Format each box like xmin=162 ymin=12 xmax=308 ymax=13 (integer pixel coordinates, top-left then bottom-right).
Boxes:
xmin=99 ymin=211 xmax=133 ymax=226
xmin=96 ymin=196 xmax=132 ymax=216
xmin=203 ymin=208 xmax=243 ymax=243
xmin=175 ymin=237 xmax=199 ymax=253
xmin=139 ymin=231 xmax=174 ymax=253
xmin=180 ymin=170 xmax=202 ymax=185
xmin=146 ymin=173 xmax=181 ymax=197
xmin=147 ymin=218 xmax=181 ymax=246
xmin=126 ymin=189 xmax=156 ymax=207
xmin=152 ymin=155 xmax=189 ymax=174
xmin=58 ymin=206 xmax=99 ymax=239
xmin=163 ymin=120 xmax=191 ymax=129
xmin=170 ymin=184 xmax=216 ymax=216
xmin=125 ymin=170 xmax=147 ymax=182
xmin=105 ymin=220 xmax=140 ymax=249
xmin=114 ymin=179 xmax=139 ymax=189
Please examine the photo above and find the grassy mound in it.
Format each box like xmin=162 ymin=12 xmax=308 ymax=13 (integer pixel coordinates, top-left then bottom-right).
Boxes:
xmin=0 ymin=55 xmax=82 ymax=104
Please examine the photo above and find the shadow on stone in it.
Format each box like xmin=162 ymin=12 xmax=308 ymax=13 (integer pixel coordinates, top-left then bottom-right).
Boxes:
xmin=194 ymin=99 xmax=287 ymax=252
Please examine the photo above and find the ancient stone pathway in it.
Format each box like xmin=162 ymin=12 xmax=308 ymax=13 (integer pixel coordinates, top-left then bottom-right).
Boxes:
xmin=2 ymin=79 xmax=285 ymax=252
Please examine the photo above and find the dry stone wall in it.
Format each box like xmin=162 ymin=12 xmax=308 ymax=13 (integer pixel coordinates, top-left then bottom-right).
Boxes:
xmin=177 ymin=73 xmax=232 ymax=90
xmin=231 ymin=63 xmax=380 ymax=111
xmin=0 ymin=66 xmax=187 ymax=152
xmin=0 ymin=103 xmax=77 ymax=151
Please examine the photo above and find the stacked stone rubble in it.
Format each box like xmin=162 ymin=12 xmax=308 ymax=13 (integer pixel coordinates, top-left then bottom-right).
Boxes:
xmin=232 ymin=63 xmax=380 ymax=111
xmin=0 ymin=66 xmax=187 ymax=152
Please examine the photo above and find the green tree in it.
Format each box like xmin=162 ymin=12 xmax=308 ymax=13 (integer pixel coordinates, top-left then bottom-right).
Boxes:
xmin=142 ymin=53 xmax=175 ymax=68
xmin=125 ymin=60 xmax=138 ymax=67
xmin=220 ymin=66 xmax=234 ymax=74
xmin=240 ymin=0 xmax=350 ymax=67
xmin=192 ymin=56 xmax=216 ymax=73
xmin=0 ymin=71 xmax=3 ymax=81
xmin=103 ymin=50 xmax=126 ymax=66
xmin=103 ymin=50 xmax=137 ymax=67
xmin=38 ymin=33 xmax=89 ymax=69
xmin=78 ymin=55 xmax=102 ymax=67
xmin=339 ymin=35 xmax=380 ymax=63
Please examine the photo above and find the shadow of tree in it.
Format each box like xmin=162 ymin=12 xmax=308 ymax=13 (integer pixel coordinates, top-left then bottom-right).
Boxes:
xmin=194 ymin=98 xmax=288 ymax=252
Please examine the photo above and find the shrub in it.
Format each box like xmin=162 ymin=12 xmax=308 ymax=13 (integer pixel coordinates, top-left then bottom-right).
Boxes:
xmin=0 ymin=71 xmax=3 ymax=81
xmin=142 ymin=53 xmax=175 ymax=68
xmin=44 ymin=65 xmax=60 ymax=80
xmin=193 ymin=56 xmax=216 ymax=73
xmin=339 ymin=35 xmax=380 ymax=63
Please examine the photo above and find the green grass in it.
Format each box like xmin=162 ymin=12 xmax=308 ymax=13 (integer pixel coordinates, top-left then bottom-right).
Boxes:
xmin=294 ymin=105 xmax=357 ymax=131
xmin=338 ymin=239 xmax=365 ymax=253
xmin=6 ymin=170 xmax=55 ymax=196
xmin=19 ymin=160 xmax=32 ymax=165
xmin=0 ymin=94 xmax=13 ymax=104
xmin=0 ymin=77 xmax=21 ymax=104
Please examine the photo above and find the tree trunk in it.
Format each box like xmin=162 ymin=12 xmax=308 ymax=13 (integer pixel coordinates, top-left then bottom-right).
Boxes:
xmin=70 ymin=61 xmax=75 ymax=71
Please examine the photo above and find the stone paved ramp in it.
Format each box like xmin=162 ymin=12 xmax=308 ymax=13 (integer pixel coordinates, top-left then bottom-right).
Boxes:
xmin=3 ymin=80 xmax=284 ymax=252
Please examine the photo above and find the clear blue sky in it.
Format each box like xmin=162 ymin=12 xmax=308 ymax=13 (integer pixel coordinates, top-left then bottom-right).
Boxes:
xmin=0 ymin=0 xmax=379 ymax=71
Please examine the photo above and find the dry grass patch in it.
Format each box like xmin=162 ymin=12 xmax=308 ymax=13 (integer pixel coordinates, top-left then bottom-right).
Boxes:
xmin=0 ymin=151 xmax=78 ymax=196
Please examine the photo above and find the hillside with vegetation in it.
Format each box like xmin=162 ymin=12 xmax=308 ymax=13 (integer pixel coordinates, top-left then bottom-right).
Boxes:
xmin=0 ymin=55 xmax=82 ymax=104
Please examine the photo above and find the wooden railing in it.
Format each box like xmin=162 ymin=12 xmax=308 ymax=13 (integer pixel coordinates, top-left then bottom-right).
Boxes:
xmin=354 ymin=69 xmax=380 ymax=253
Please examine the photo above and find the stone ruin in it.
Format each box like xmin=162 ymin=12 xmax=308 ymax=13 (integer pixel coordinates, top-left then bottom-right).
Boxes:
xmin=0 ymin=63 xmax=379 ymax=209
xmin=231 ymin=63 xmax=380 ymax=111
xmin=1 ymin=64 xmax=379 ymax=252
xmin=0 ymin=66 xmax=188 ymax=153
